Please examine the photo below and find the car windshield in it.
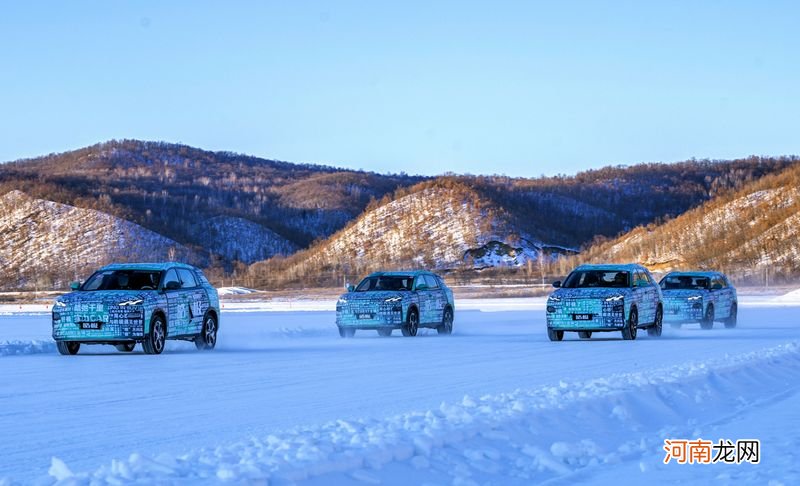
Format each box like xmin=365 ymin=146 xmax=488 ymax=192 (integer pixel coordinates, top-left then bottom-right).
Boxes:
xmin=81 ymin=270 xmax=161 ymax=291
xmin=355 ymin=276 xmax=413 ymax=292
xmin=660 ymin=275 xmax=710 ymax=290
xmin=563 ymin=270 xmax=630 ymax=288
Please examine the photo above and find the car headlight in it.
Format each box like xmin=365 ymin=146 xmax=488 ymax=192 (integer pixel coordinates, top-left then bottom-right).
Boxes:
xmin=118 ymin=299 xmax=143 ymax=306
xmin=548 ymin=295 xmax=561 ymax=303
xmin=54 ymin=300 xmax=67 ymax=308
xmin=384 ymin=296 xmax=402 ymax=303
xmin=337 ymin=297 xmax=348 ymax=305
xmin=605 ymin=295 xmax=624 ymax=302
xmin=687 ymin=295 xmax=702 ymax=301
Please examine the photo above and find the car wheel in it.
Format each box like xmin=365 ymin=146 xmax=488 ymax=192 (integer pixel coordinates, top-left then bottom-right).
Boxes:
xmin=143 ymin=314 xmax=167 ymax=355
xmin=547 ymin=327 xmax=564 ymax=341
xmin=437 ymin=307 xmax=454 ymax=335
xmin=56 ymin=341 xmax=80 ymax=355
xmin=622 ymin=307 xmax=638 ymax=340
xmin=115 ymin=343 xmax=136 ymax=352
xmin=402 ymin=309 xmax=419 ymax=337
xmin=338 ymin=326 xmax=355 ymax=338
xmin=377 ymin=328 xmax=392 ymax=337
xmin=700 ymin=304 xmax=714 ymax=330
xmin=647 ymin=306 xmax=663 ymax=337
xmin=578 ymin=331 xmax=592 ymax=339
xmin=195 ymin=313 xmax=218 ymax=350
xmin=724 ymin=303 xmax=738 ymax=329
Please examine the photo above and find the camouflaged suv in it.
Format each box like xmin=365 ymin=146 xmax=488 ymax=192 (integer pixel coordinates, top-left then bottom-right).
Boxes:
xmin=546 ymin=263 xmax=664 ymax=341
xmin=52 ymin=263 xmax=220 ymax=355
xmin=660 ymin=271 xmax=738 ymax=329
xmin=335 ymin=271 xmax=455 ymax=337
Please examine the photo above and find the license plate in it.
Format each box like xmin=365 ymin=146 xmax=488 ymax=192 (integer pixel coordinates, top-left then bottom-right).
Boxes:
xmin=572 ymin=314 xmax=593 ymax=321
xmin=79 ymin=322 xmax=103 ymax=330
xmin=357 ymin=313 xmax=374 ymax=320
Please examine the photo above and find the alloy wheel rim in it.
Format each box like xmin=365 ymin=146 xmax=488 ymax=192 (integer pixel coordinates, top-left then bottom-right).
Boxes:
xmin=205 ymin=318 xmax=216 ymax=345
xmin=154 ymin=320 xmax=165 ymax=351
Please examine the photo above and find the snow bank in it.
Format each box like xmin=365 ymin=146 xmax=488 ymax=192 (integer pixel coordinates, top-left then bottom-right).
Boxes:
xmin=773 ymin=287 xmax=800 ymax=303
xmin=216 ymin=287 xmax=259 ymax=296
xmin=0 ymin=303 xmax=53 ymax=315
xmin=22 ymin=342 xmax=799 ymax=484
xmin=0 ymin=340 xmax=56 ymax=356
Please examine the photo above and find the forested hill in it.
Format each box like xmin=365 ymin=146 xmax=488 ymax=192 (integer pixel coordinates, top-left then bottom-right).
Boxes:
xmin=0 ymin=140 xmax=423 ymax=262
xmin=0 ymin=139 xmax=796 ymax=289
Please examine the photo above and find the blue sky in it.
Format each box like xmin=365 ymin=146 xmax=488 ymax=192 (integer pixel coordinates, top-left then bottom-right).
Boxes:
xmin=1 ymin=1 xmax=797 ymax=177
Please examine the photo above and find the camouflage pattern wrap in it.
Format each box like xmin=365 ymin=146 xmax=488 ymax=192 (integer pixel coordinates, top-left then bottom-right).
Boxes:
xmin=546 ymin=263 xmax=663 ymax=331
xmin=336 ymin=271 xmax=454 ymax=330
xmin=661 ymin=271 xmax=737 ymax=324
xmin=52 ymin=262 xmax=219 ymax=344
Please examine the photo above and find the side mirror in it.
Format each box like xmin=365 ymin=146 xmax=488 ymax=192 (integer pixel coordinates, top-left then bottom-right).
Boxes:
xmin=70 ymin=281 xmax=81 ymax=291
xmin=346 ymin=284 xmax=355 ymax=293
xmin=165 ymin=281 xmax=181 ymax=291
xmin=552 ymin=281 xmax=561 ymax=288
xmin=711 ymin=283 xmax=723 ymax=290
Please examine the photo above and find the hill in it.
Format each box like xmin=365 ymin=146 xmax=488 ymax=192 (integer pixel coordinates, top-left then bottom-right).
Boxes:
xmin=245 ymin=155 xmax=799 ymax=288
xmin=1 ymin=140 xmax=796 ymax=289
xmin=0 ymin=190 xmax=198 ymax=288
xmin=562 ymin=163 xmax=800 ymax=281
xmin=0 ymin=140 xmax=422 ymax=263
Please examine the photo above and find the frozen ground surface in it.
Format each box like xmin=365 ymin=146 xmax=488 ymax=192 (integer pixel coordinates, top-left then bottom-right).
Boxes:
xmin=0 ymin=297 xmax=798 ymax=484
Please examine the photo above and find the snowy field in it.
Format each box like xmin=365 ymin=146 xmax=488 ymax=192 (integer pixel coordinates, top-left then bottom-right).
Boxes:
xmin=1 ymin=296 xmax=799 ymax=484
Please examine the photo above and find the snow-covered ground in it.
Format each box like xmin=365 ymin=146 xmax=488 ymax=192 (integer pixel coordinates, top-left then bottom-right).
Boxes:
xmin=0 ymin=297 xmax=798 ymax=484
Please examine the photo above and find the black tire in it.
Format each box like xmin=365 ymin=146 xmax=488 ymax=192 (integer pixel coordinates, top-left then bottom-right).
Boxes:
xmin=437 ymin=307 xmax=454 ymax=335
xmin=56 ymin=341 xmax=80 ymax=355
xmin=115 ymin=343 xmax=136 ymax=352
xmin=700 ymin=304 xmax=714 ymax=330
xmin=724 ymin=303 xmax=738 ymax=329
xmin=195 ymin=313 xmax=218 ymax=350
xmin=143 ymin=314 xmax=167 ymax=355
xmin=338 ymin=326 xmax=355 ymax=338
xmin=647 ymin=306 xmax=663 ymax=337
xmin=622 ymin=307 xmax=638 ymax=340
xmin=547 ymin=327 xmax=564 ymax=341
xmin=402 ymin=309 xmax=419 ymax=337
xmin=377 ymin=328 xmax=392 ymax=337
xmin=578 ymin=331 xmax=592 ymax=339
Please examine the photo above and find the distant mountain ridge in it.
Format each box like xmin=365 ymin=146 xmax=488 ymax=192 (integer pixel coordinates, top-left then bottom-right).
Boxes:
xmin=1 ymin=140 xmax=797 ymax=289
xmin=0 ymin=139 xmax=422 ymax=265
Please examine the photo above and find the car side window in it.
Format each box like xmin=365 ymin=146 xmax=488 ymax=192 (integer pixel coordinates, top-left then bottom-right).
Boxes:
xmin=424 ymin=274 xmax=440 ymax=289
xmin=414 ymin=276 xmax=427 ymax=291
xmin=634 ymin=271 xmax=647 ymax=287
xmin=162 ymin=269 xmax=181 ymax=291
xmin=178 ymin=269 xmax=198 ymax=288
